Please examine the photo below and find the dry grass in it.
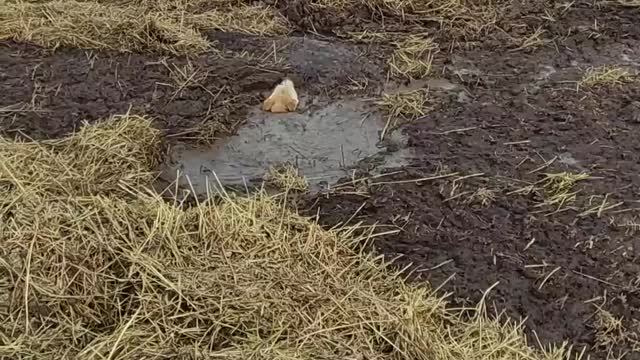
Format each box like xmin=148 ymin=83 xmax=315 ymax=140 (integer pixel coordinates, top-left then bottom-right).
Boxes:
xmin=377 ymin=89 xmax=432 ymax=140
xmin=186 ymin=5 xmax=289 ymax=36
xmin=511 ymin=27 xmax=549 ymax=52
xmin=388 ymin=35 xmax=438 ymax=79
xmin=378 ymin=89 xmax=432 ymax=120
xmin=593 ymin=308 xmax=627 ymax=348
xmin=0 ymin=116 xmax=581 ymax=359
xmin=0 ymin=114 xmax=162 ymax=197
xmin=467 ymin=187 xmax=497 ymax=207
xmin=540 ymin=172 xmax=590 ymax=198
xmin=317 ymin=0 xmax=502 ymax=39
xmin=347 ymin=30 xmax=407 ymax=44
xmin=346 ymin=32 xmax=437 ymax=79
xmin=536 ymin=172 xmax=590 ymax=212
xmin=165 ymin=60 xmax=210 ymax=90
xmin=0 ymin=0 xmax=210 ymax=54
xmin=0 ymin=0 xmax=287 ymax=54
xmin=265 ymin=163 xmax=309 ymax=191
xmin=578 ymin=65 xmax=635 ymax=89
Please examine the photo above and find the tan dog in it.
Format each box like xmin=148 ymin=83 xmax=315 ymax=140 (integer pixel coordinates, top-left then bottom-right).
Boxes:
xmin=262 ymin=78 xmax=299 ymax=113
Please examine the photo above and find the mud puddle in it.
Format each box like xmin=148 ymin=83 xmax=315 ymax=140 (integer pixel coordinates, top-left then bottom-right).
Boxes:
xmin=158 ymin=98 xmax=412 ymax=196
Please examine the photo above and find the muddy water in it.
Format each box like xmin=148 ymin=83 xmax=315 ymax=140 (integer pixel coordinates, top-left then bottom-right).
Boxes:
xmin=158 ymin=98 xmax=411 ymax=195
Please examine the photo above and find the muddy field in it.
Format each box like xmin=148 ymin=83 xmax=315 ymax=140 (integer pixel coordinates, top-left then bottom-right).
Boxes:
xmin=1 ymin=0 xmax=640 ymax=359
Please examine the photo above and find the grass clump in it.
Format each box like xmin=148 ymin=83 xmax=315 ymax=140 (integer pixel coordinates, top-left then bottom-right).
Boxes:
xmin=378 ymin=89 xmax=432 ymax=120
xmin=578 ymin=65 xmax=635 ymax=89
xmin=0 ymin=114 xmax=162 ymax=197
xmin=593 ymin=308 xmax=627 ymax=348
xmin=316 ymin=0 xmax=501 ymax=39
xmin=0 ymin=0 xmax=288 ymax=54
xmin=0 ymin=116 xmax=580 ymax=359
xmin=388 ymin=35 xmax=438 ymax=79
xmin=535 ymin=172 xmax=590 ymax=212
xmin=265 ymin=163 xmax=309 ymax=191
xmin=377 ymin=89 xmax=432 ymax=139
xmin=186 ymin=5 xmax=289 ymax=36
xmin=0 ymin=0 xmax=210 ymax=54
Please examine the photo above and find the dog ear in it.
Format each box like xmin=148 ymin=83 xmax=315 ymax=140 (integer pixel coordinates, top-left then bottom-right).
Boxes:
xmin=262 ymin=97 xmax=275 ymax=111
xmin=285 ymin=98 xmax=298 ymax=112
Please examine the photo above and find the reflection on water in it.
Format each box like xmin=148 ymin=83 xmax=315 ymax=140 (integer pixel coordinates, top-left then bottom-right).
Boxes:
xmin=158 ymin=99 xmax=411 ymax=195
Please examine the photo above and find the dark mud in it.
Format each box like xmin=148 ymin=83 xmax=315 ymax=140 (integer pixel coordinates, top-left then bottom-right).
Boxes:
xmin=305 ymin=15 xmax=640 ymax=360
xmin=159 ymin=98 xmax=412 ymax=196
xmin=2 ymin=1 xmax=640 ymax=359
xmin=0 ymin=34 xmax=384 ymax=140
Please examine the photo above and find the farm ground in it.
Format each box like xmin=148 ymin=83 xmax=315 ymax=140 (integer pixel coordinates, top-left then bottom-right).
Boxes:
xmin=1 ymin=0 xmax=640 ymax=358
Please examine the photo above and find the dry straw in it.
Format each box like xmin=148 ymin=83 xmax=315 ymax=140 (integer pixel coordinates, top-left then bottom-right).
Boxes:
xmin=1 ymin=116 xmax=580 ymax=359
xmin=0 ymin=0 xmax=209 ymax=54
xmin=388 ymin=35 xmax=438 ymax=79
xmin=265 ymin=163 xmax=309 ymax=191
xmin=578 ymin=65 xmax=635 ymax=90
xmin=0 ymin=0 xmax=287 ymax=54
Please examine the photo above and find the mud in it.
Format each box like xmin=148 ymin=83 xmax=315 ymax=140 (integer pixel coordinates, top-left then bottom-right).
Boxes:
xmin=207 ymin=32 xmax=387 ymax=95
xmin=0 ymin=35 xmax=383 ymax=140
xmin=305 ymin=24 xmax=640 ymax=360
xmin=2 ymin=1 xmax=640 ymax=359
xmin=159 ymin=98 xmax=410 ymax=195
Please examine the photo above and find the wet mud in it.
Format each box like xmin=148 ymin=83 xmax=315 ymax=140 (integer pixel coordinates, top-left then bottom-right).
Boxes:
xmin=0 ymin=34 xmax=383 ymax=140
xmin=159 ymin=98 xmax=410 ymax=195
xmin=305 ymin=24 xmax=640 ymax=360
xmin=2 ymin=2 xmax=640 ymax=359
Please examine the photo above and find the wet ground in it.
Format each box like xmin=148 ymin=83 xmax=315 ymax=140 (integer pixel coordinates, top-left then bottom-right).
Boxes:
xmin=159 ymin=98 xmax=412 ymax=194
xmin=1 ymin=1 xmax=640 ymax=359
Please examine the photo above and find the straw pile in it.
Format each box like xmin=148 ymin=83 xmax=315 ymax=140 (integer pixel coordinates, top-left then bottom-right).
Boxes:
xmin=0 ymin=0 xmax=288 ymax=54
xmin=1 ymin=115 xmax=576 ymax=359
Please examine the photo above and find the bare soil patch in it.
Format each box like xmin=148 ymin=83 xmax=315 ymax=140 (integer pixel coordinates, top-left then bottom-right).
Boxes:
xmin=1 ymin=0 xmax=640 ymax=359
xmin=304 ymin=10 xmax=640 ymax=360
xmin=0 ymin=34 xmax=383 ymax=141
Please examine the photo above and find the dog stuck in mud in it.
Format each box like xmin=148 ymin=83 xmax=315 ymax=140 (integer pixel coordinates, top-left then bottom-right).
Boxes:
xmin=262 ymin=78 xmax=299 ymax=113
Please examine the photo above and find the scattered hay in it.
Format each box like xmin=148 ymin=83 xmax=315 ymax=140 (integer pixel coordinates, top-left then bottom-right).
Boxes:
xmin=319 ymin=0 xmax=501 ymax=38
xmin=264 ymin=163 xmax=309 ymax=191
xmin=536 ymin=172 xmax=590 ymax=212
xmin=616 ymin=216 xmax=640 ymax=235
xmin=0 ymin=115 xmax=579 ymax=360
xmin=0 ymin=0 xmax=287 ymax=54
xmin=388 ymin=35 xmax=438 ymax=79
xmin=346 ymin=30 xmax=407 ymax=44
xmin=467 ymin=187 xmax=497 ymax=207
xmin=0 ymin=114 xmax=162 ymax=198
xmin=164 ymin=60 xmax=210 ymax=90
xmin=194 ymin=119 xmax=232 ymax=144
xmin=0 ymin=0 xmax=210 ymax=54
xmin=377 ymin=89 xmax=432 ymax=140
xmin=186 ymin=5 xmax=290 ymax=36
xmin=540 ymin=172 xmax=590 ymax=197
xmin=511 ymin=27 xmax=549 ymax=52
xmin=161 ymin=59 xmax=214 ymax=102
xmin=593 ymin=308 xmax=627 ymax=348
xmin=110 ymin=0 xmax=237 ymax=12
xmin=578 ymin=65 xmax=635 ymax=89
xmin=344 ymin=31 xmax=438 ymax=78
xmin=378 ymin=89 xmax=431 ymax=120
